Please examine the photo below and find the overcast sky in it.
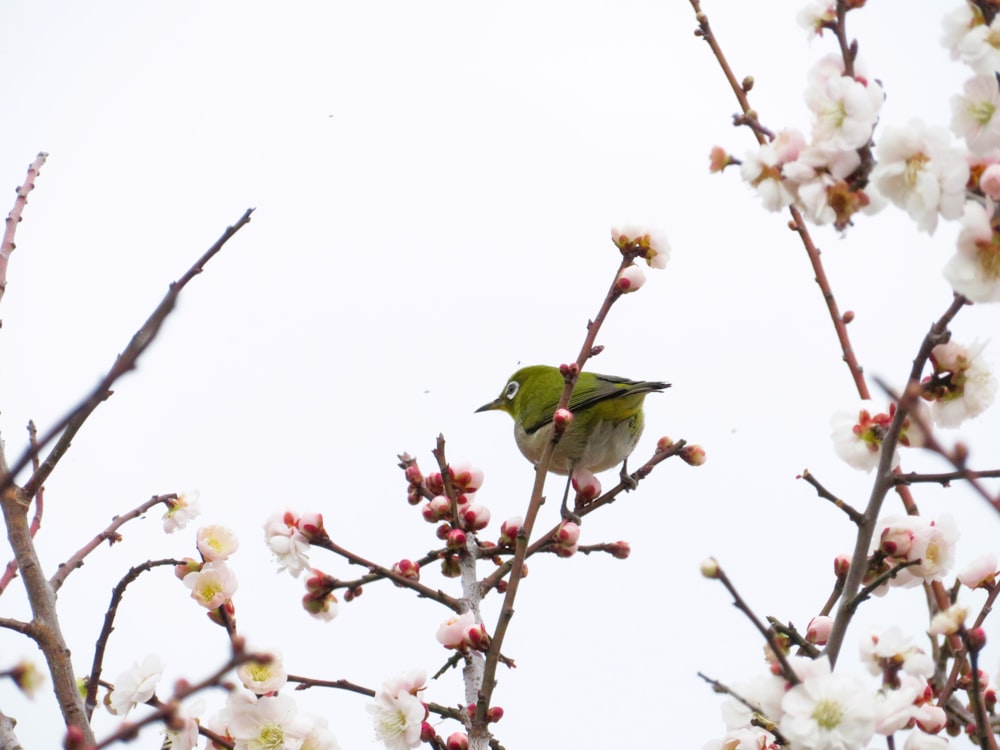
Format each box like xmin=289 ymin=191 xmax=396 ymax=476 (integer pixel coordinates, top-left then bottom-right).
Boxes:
xmin=1 ymin=1 xmax=998 ymax=748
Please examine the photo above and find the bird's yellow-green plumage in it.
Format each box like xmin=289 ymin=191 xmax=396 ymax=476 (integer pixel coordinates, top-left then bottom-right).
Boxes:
xmin=476 ymin=365 xmax=669 ymax=475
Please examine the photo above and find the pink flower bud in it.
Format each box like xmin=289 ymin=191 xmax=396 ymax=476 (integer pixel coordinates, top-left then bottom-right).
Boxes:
xmin=499 ymin=516 xmax=522 ymax=546
xmin=968 ymin=627 xmax=987 ymax=651
xmin=554 ymin=521 xmax=580 ymax=546
xmin=615 ymin=264 xmax=646 ymax=293
xmin=465 ymin=622 xmax=491 ymax=650
xmin=446 ymin=528 xmax=468 ymax=550
xmin=608 ymin=541 xmax=631 ymax=559
xmin=420 ymin=722 xmax=437 ymax=743
xmin=174 ymin=558 xmax=201 ymax=580
xmin=436 ymin=523 xmax=452 ymax=540
xmin=656 ymin=435 xmax=675 ymax=451
xmin=423 ymin=495 xmax=452 ymax=523
xmin=487 ymin=706 xmax=504 ymax=723
xmin=298 ymin=512 xmax=325 ymax=540
xmin=426 ymin=472 xmax=445 ymax=495
xmin=461 ymin=503 xmax=491 ymax=531
xmin=437 ymin=611 xmax=475 ymax=649
xmin=680 ymin=444 xmax=706 ymax=466
xmin=806 ymin=615 xmax=833 ymax=645
xmin=393 ymin=559 xmax=420 ymax=582
xmin=451 ymin=463 xmax=484 ymax=493
xmin=554 ymin=543 xmax=578 ymax=558
xmin=553 ymin=408 xmax=573 ymax=429
xmin=879 ymin=524 xmax=914 ymax=557
xmin=571 ymin=467 xmax=601 ymax=502
xmin=834 ymin=555 xmax=850 ymax=577
xmin=446 ymin=732 xmax=469 ymax=750
xmin=405 ymin=465 xmax=424 ymax=485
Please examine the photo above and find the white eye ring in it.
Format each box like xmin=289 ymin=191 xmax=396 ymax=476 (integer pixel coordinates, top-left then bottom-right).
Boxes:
xmin=504 ymin=381 xmax=520 ymax=400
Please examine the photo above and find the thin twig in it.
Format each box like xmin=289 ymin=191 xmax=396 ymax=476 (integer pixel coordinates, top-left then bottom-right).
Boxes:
xmin=0 ymin=152 xmax=48 ymax=308
xmin=2 ymin=208 xmax=254 ymax=499
xmin=51 ymin=493 xmax=176 ymax=592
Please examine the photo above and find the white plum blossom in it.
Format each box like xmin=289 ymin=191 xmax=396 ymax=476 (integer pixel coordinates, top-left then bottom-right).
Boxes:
xmin=951 ymin=75 xmax=1000 ymax=155
xmin=783 ymin=143 xmax=862 ymax=226
xmin=797 ymin=0 xmax=835 ymax=39
xmin=929 ymin=604 xmax=968 ymax=636
xmin=958 ymin=552 xmax=998 ymax=589
xmin=197 ymin=524 xmax=240 ymax=562
xmin=805 ymin=54 xmax=883 ymax=150
xmin=109 ymin=654 xmax=163 ymax=716
xmin=874 ymin=674 xmax=934 ymax=736
xmin=870 ymin=121 xmax=969 ymax=233
xmin=183 ymin=560 xmax=238 ymax=609
xmin=265 ymin=512 xmax=312 ymax=577
xmin=923 ymin=339 xmax=997 ymax=426
xmin=719 ymin=672 xmax=786 ymax=730
xmin=944 ymin=200 xmax=1000 ymax=301
xmin=830 ymin=402 xmax=896 ymax=472
xmin=740 ymin=129 xmax=806 ymax=211
xmin=610 ymin=226 xmax=670 ymax=268
xmin=237 ymin=651 xmax=288 ymax=695
xmin=942 ymin=3 xmax=1000 ymax=77
xmin=162 ymin=490 xmax=200 ymax=533
xmin=367 ymin=671 xmax=427 ymax=750
xmin=874 ymin=515 xmax=959 ymax=588
xmin=227 ymin=692 xmax=311 ymax=750
xmin=860 ymin=627 xmax=933 ymax=678
xmin=779 ymin=657 xmax=877 ymax=750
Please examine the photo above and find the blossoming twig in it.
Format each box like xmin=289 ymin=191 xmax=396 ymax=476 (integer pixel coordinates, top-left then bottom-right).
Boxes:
xmin=475 ymin=249 xmax=645 ymax=732
xmin=51 ymin=494 xmax=177 ymax=592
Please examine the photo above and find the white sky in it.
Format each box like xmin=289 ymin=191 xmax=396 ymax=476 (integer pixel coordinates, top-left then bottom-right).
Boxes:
xmin=1 ymin=1 xmax=998 ymax=748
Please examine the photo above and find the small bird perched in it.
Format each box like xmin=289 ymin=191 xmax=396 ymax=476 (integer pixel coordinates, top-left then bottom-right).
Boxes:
xmin=476 ymin=365 xmax=669 ymax=513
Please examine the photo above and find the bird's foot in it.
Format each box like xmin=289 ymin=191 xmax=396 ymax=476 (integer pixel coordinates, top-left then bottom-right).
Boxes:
xmin=619 ymin=460 xmax=638 ymax=491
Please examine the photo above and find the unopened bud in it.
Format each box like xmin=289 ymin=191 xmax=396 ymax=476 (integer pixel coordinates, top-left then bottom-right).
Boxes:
xmin=700 ymin=557 xmax=720 ymax=578
xmin=806 ymin=615 xmax=833 ymax=645
xmin=392 ymin=559 xmax=420 ymax=583
xmin=446 ymin=732 xmax=469 ymax=750
xmin=680 ymin=444 xmax=706 ymax=466
xmin=615 ymin=264 xmax=646 ymax=293
xmin=656 ymin=435 xmax=674 ymax=451
xmin=608 ymin=541 xmax=631 ymax=560
xmin=487 ymin=706 xmax=504 ymax=723
xmin=446 ymin=528 xmax=468 ymax=550
xmin=834 ymin=555 xmax=850 ymax=577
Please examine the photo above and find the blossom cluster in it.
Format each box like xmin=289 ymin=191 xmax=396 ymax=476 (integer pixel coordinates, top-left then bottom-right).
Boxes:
xmin=729 ymin=1 xmax=1000 ymax=303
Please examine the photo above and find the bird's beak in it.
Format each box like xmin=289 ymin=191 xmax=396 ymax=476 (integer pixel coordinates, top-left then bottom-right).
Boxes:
xmin=475 ymin=399 xmax=502 ymax=413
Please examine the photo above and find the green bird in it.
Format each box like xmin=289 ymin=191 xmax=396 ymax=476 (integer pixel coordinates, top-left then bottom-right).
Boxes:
xmin=476 ymin=364 xmax=670 ymax=480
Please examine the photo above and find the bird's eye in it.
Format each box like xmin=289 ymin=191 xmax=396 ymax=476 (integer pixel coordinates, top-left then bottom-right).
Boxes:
xmin=504 ymin=381 xmax=520 ymax=400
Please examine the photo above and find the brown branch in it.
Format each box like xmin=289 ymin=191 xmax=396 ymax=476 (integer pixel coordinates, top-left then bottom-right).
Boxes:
xmin=84 ymin=558 xmax=186 ymax=720
xmin=2 ymin=208 xmax=254 ymax=500
xmin=0 ymin=152 xmax=48 ymax=309
xmin=825 ymin=295 xmax=969 ymax=666
xmin=0 ymin=485 xmax=92 ymax=743
xmin=0 ymin=422 xmax=44 ymax=595
xmin=51 ymin=494 xmax=176 ymax=592
xmin=474 ymin=249 xmax=643 ymax=734
xmin=310 ymin=536 xmax=463 ymax=613
xmin=799 ymin=469 xmax=863 ymax=524
xmin=92 ymin=647 xmax=263 ymax=750
xmin=710 ymin=562 xmax=799 ymax=685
